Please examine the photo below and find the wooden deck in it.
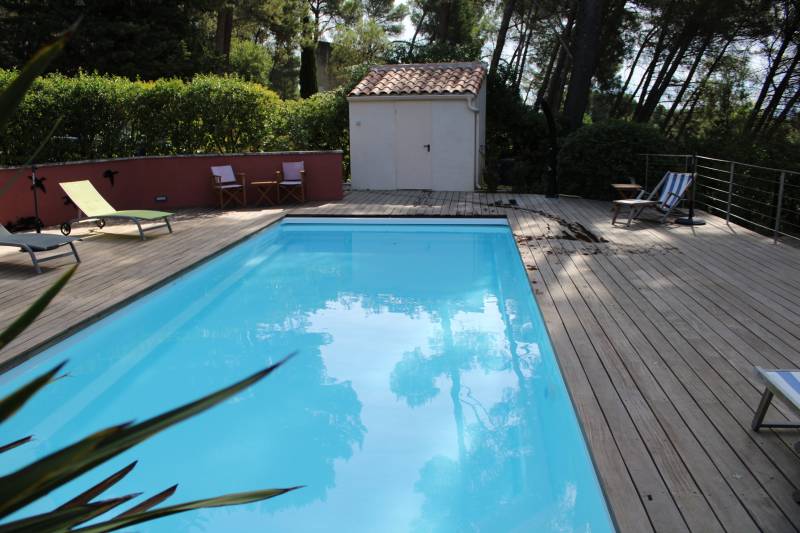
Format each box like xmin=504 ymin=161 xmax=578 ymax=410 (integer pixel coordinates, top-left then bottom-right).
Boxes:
xmin=3 ymin=190 xmax=800 ymax=532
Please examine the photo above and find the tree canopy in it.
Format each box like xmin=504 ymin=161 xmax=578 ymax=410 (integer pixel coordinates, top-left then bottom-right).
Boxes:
xmin=0 ymin=0 xmax=796 ymax=168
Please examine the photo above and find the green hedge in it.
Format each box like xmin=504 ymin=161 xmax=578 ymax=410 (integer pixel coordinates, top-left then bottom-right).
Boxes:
xmin=0 ymin=70 xmax=348 ymax=166
xmin=557 ymin=120 xmax=677 ymax=199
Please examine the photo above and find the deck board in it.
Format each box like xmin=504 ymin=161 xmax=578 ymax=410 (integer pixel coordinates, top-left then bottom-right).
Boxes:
xmin=2 ymin=191 xmax=800 ymax=532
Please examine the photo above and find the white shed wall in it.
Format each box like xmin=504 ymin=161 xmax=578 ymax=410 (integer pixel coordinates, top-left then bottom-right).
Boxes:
xmin=430 ymin=100 xmax=475 ymax=191
xmin=349 ymin=91 xmax=485 ymax=192
xmin=349 ymin=101 xmax=397 ymax=190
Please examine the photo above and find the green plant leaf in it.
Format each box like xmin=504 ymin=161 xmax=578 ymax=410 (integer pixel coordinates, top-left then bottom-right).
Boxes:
xmin=0 ymin=264 xmax=77 ymax=351
xmin=0 ymin=22 xmax=75 ymax=132
xmin=0 ymin=362 xmax=65 ymax=424
xmin=57 ymin=462 xmax=138 ymax=510
xmin=0 ymin=353 xmax=295 ymax=517
xmin=114 ymin=484 xmax=177 ymax=519
xmin=0 ymin=495 xmax=137 ymax=533
xmin=0 ymin=436 xmax=32 ymax=454
xmin=71 ymin=487 xmax=301 ymax=533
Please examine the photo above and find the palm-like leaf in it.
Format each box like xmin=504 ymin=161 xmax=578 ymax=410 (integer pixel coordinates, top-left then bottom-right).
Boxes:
xmin=113 ymin=484 xmax=177 ymax=518
xmin=0 ymin=436 xmax=33 ymax=454
xmin=0 ymin=495 xmax=138 ymax=533
xmin=0 ymin=361 xmax=65 ymax=423
xmin=0 ymin=353 xmax=296 ymax=518
xmin=56 ymin=462 xmax=138 ymax=510
xmin=0 ymin=265 xmax=77 ymax=352
xmin=71 ymin=488 xmax=300 ymax=533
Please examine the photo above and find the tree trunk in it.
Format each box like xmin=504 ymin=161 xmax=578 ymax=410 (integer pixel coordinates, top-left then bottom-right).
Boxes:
xmin=408 ymin=9 xmax=427 ymax=58
xmin=513 ymin=12 xmax=534 ymax=89
xmin=436 ymin=0 xmax=451 ymax=42
xmin=299 ymin=45 xmax=318 ymax=98
xmin=563 ymin=0 xmax=606 ymax=131
xmin=672 ymin=41 xmax=730 ymax=137
xmin=675 ymin=86 xmax=701 ymax=138
xmin=214 ymin=7 xmax=234 ymax=67
xmin=489 ymin=0 xmax=518 ymax=78
xmin=662 ymin=36 xmax=714 ymax=131
xmin=515 ymin=34 xmax=531 ymax=90
xmin=545 ymin=11 xmax=575 ymax=112
xmin=765 ymin=83 xmax=800 ymax=139
xmin=533 ymin=41 xmax=560 ymax=111
xmin=634 ymin=24 xmax=670 ymax=116
xmin=752 ymin=50 xmax=800 ymax=136
xmin=636 ymin=30 xmax=694 ymax=123
xmin=745 ymin=13 xmax=798 ymax=134
xmin=612 ymin=26 xmax=656 ymax=117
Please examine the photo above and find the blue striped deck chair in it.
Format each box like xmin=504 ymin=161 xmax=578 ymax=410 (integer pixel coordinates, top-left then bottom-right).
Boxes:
xmin=611 ymin=171 xmax=694 ymax=226
xmin=751 ymin=368 xmax=800 ymax=431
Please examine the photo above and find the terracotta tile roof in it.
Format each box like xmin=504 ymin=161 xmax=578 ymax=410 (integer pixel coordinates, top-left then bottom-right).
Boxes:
xmin=349 ymin=62 xmax=486 ymax=97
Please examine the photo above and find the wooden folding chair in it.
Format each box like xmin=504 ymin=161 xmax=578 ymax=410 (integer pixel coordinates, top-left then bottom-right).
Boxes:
xmin=277 ymin=161 xmax=306 ymax=204
xmin=211 ymin=165 xmax=247 ymax=209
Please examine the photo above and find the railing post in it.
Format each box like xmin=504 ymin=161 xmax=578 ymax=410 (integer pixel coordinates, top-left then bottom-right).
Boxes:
xmin=726 ymin=161 xmax=734 ymax=224
xmin=774 ymin=171 xmax=785 ymax=244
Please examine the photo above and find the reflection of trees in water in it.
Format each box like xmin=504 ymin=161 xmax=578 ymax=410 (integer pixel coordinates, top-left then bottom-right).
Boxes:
xmin=389 ymin=305 xmax=543 ymax=532
xmin=388 ymin=239 xmax=559 ymax=532
xmin=173 ymin=234 xmax=369 ymax=511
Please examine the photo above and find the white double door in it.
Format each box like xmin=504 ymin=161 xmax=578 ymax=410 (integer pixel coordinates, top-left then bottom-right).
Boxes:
xmin=394 ymin=101 xmax=433 ymax=190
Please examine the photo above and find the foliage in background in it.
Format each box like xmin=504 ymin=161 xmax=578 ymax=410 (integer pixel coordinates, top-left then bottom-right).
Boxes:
xmin=484 ymin=67 xmax=550 ymax=193
xmin=558 ymin=120 xmax=676 ymax=199
xmin=1 ymin=0 xmax=797 ymax=195
xmin=0 ymin=70 xmax=348 ymax=166
xmin=0 ymin=1 xmax=220 ymax=80
xmin=229 ymin=38 xmax=274 ymax=86
xmin=330 ymin=20 xmax=390 ymax=85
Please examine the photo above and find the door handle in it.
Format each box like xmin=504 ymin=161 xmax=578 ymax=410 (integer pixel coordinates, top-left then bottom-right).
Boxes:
xmin=423 ymin=144 xmax=431 ymax=152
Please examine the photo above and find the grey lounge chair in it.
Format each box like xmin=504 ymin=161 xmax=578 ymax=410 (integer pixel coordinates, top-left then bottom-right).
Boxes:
xmin=751 ymin=367 xmax=800 ymax=432
xmin=0 ymin=224 xmax=80 ymax=274
xmin=751 ymin=367 xmax=800 ymax=503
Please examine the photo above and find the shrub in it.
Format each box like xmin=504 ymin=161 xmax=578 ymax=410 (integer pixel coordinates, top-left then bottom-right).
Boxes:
xmin=0 ymin=70 xmax=346 ymax=167
xmin=229 ymin=38 xmax=273 ymax=86
xmin=557 ymin=120 xmax=676 ymax=199
xmin=484 ymin=68 xmax=553 ymax=193
xmin=182 ymin=75 xmax=279 ymax=153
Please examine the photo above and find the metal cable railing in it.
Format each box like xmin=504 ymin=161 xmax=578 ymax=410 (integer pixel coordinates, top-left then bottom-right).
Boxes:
xmin=641 ymin=154 xmax=800 ymax=243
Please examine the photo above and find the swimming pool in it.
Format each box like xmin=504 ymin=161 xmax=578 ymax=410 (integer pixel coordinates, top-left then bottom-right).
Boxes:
xmin=1 ymin=217 xmax=614 ymax=532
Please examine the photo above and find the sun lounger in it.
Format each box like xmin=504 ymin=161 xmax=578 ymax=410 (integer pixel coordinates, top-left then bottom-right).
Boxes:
xmin=612 ymin=171 xmax=694 ymax=226
xmin=59 ymin=180 xmax=173 ymax=240
xmin=0 ymin=224 xmax=80 ymax=274
xmin=751 ymin=367 xmax=800 ymax=431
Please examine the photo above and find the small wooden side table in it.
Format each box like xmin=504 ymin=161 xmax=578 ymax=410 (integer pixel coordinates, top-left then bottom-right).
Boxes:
xmin=251 ymin=179 xmax=279 ymax=207
xmin=611 ymin=183 xmax=643 ymax=199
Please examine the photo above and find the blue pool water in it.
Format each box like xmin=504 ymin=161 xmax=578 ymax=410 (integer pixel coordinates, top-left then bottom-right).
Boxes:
xmin=1 ymin=218 xmax=614 ymax=532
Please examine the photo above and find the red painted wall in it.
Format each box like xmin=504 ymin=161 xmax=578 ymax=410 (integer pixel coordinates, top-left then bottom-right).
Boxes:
xmin=0 ymin=151 xmax=343 ymax=227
